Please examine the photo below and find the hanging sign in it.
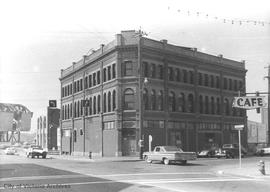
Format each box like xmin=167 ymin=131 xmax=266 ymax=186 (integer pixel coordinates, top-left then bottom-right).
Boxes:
xmin=232 ymin=96 xmax=266 ymax=109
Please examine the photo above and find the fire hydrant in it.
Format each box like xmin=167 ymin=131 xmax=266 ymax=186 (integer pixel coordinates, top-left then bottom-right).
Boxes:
xmin=258 ymin=160 xmax=266 ymax=175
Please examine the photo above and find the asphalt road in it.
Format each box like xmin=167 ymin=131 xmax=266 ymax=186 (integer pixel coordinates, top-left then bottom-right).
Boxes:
xmin=1 ymin=153 xmax=270 ymax=192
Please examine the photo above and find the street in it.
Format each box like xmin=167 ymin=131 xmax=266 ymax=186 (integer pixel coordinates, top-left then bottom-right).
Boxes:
xmin=1 ymin=153 xmax=270 ymax=192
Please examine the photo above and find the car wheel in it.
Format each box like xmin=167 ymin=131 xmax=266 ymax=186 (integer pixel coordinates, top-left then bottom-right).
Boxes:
xmin=163 ymin=158 xmax=170 ymax=165
xmin=31 ymin=155 xmax=34 ymax=158
xmin=145 ymin=156 xmax=152 ymax=163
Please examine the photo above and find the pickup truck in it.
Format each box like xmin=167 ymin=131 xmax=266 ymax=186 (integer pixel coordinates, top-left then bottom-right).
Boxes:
xmin=143 ymin=146 xmax=197 ymax=165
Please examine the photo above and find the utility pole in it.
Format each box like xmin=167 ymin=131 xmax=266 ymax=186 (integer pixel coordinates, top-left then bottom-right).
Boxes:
xmin=264 ymin=65 xmax=270 ymax=145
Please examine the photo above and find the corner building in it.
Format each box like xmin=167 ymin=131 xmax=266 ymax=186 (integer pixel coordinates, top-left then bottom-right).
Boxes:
xmin=60 ymin=30 xmax=247 ymax=157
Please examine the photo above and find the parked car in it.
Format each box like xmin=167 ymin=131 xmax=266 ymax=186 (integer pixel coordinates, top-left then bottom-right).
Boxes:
xmin=143 ymin=146 xmax=197 ymax=165
xmin=4 ymin=147 xmax=16 ymax=155
xmin=197 ymin=146 xmax=219 ymax=158
xmin=255 ymin=144 xmax=270 ymax=156
xmin=26 ymin=145 xmax=47 ymax=158
xmin=216 ymin=144 xmax=247 ymax=158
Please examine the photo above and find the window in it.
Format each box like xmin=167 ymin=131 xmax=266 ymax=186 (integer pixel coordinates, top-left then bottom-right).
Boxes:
xmin=189 ymin=71 xmax=194 ymax=84
xmin=204 ymin=74 xmax=208 ymax=86
xmin=198 ymin=73 xmax=203 ymax=85
xmin=158 ymin=91 xmax=164 ymax=111
xmin=80 ymin=129 xmax=83 ymax=135
xmin=97 ymin=71 xmax=100 ymax=84
xmin=70 ymin=103 xmax=73 ymax=118
xmin=85 ymin=76 xmax=88 ymax=89
xmin=216 ymin=76 xmax=220 ymax=89
xmin=112 ymin=90 xmax=116 ymax=111
xmin=168 ymin=67 xmax=174 ymax=81
xmin=143 ymin=88 xmax=149 ymax=110
xmin=108 ymin=91 xmax=111 ymax=112
xmin=80 ymin=99 xmax=83 ymax=116
xmin=74 ymin=82 xmax=77 ymax=93
xmin=176 ymin=69 xmax=181 ymax=82
xmin=169 ymin=91 xmax=176 ymax=112
xmin=224 ymin=98 xmax=230 ymax=115
xmin=229 ymin=79 xmax=232 ymax=90
xmin=89 ymin=97 xmax=92 ymax=115
xmin=112 ymin=64 xmax=116 ymax=79
xmin=124 ymin=61 xmax=133 ymax=76
xmin=103 ymin=68 xmax=107 ymax=82
xmin=216 ymin=98 xmax=220 ymax=115
xmin=187 ymin=94 xmax=194 ymax=113
xmin=89 ymin=75 xmax=92 ymax=87
xmin=183 ymin=70 xmax=187 ymax=83
xmin=98 ymin=95 xmax=101 ymax=113
xmin=103 ymin=93 xmax=107 ymax=113
xmin=74 ymin=102 xmax=77 ymax=117
xmin=178 ymin=93 xmax=185 ymax=112
xmin=211 ymin=97 xmax=215 ymax=114
xmin=158 ymin=65 xmax=164 ymax=79
xmin=93 ymin=73 xmax=96 ymax=86
xmin=223 ymin=77 xmax=227 ymax=89
xmin=199 ymin=95 xmax=203 ymax=113
xmin=205 ymin=96 xmax=209 ymax=114
xmin=80 ymin=79 xmax=83 ymax=91
xmin=124 ymin=89 xmax=135 ymax=110
xmin=143 ymin=62 xmax=149 ymax=77
xmin=151 ymin=90 xmax=156 ymax=110
xmin=150 ymin=63 xmax=156 ymax=78
xmin=108 ymin=66 xmax=111 ymax=81
xmin=93 ymin=96 xmax=96 ymax=114
xmin=210 ymin=75 xmax=214 ymax=88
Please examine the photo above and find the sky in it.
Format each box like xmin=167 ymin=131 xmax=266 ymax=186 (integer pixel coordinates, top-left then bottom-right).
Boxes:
xmin=0 ymin=0 xmax=270 ymax=132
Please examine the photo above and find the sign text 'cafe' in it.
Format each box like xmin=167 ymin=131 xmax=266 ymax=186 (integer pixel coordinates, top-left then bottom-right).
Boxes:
xmin=232 ymin=96 xmax=267 ymax=109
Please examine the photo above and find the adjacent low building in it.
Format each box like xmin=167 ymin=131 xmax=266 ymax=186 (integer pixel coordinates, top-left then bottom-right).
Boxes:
xmin=59 ymin=30 xmax=247 ymax=157
xmin=36 ymin=107 xmax=60 ymax=150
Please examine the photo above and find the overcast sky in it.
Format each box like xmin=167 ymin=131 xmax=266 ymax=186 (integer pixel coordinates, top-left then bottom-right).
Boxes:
xmin=0 ymin=0 xmax=270 ymax=132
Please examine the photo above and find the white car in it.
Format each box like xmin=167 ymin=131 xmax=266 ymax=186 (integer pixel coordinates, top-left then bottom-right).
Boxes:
xmin=26 ymin=146 xmax=47 ymax=158
xmin=4 ymin=147 xmax=16 ymax=155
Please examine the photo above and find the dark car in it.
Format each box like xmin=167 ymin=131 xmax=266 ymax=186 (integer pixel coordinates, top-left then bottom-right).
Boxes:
xmin=255 ymin=144 xmax=270 ymax=156
xmin=216 ymin=144 xmax=247 ymax=158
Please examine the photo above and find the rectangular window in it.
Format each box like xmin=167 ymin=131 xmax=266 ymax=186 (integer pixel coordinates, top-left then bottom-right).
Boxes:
xmin=158 ymin=65 xmax=164 ymax=79
xmin=108 ymin=66 xmax=111 ymax=80
xmin=112 ymin=64 xmax=116 ymax=79
xmin=89 ymin=75 xmax=92 ymax=87
xmin=93 ymin=73 xmax=96 ymax=86
xmin=124 ymin=61 xmax=133 ymax=76
xmin=168 ymin=67 xmax=174 ymax=81
xmin=97 ymin=71 xmax=100 ymax=84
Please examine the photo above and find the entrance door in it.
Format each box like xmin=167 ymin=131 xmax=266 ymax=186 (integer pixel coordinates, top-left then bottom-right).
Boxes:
xmin=122 ymin=129 xmax=136 ymax=156
xmin=168 ymin=131 xmax=182 ymax=148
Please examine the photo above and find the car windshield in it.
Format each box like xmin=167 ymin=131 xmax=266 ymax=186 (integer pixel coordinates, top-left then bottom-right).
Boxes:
xmin=163 ymin=146 xmax=183 ymax=152
xmin=32 ymin=146 xmax=42 ymax=149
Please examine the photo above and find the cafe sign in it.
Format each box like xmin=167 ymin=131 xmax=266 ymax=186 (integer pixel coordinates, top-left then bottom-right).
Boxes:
xmin=232 ymin=96 xmax=266 ymax=109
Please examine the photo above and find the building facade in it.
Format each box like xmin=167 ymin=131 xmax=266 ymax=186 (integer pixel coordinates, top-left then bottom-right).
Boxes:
xmin=60 ymin=30 xmax=247 ymax=157
xmin=36 ymin=107 xmax=60 ymax=150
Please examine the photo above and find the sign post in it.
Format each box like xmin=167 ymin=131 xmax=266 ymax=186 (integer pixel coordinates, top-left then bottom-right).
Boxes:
xmin=234 ymin=125 xmax=244 ymax=168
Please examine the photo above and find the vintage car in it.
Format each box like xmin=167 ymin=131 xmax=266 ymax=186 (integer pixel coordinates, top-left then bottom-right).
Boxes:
xmin=143 ymin=146 xmax=197 ymax=165
xmin=197 ymin=148 xmax=218 ymax=158
xmin=216 ymin=144 xmax=247 ymax=158
xmin=26 ymin=145 xmax=47 ymax=158
xmin=4 ymin=147 xmax=16 ymax=155
xmin=255 ymin=144 xmax=270 ymax=156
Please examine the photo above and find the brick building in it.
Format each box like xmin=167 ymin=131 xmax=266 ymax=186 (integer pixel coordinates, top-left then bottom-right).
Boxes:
xmin=59 ymin=30 xmax=247 ymax=157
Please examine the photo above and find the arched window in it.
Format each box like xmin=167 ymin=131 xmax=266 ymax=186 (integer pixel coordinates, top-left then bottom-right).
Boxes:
xmin=211 ymin=97 xmax=215 ymax=114
xmin=124 ymin=89 xmax=135 ymax=110
xmin=205 ymin=96 xmax=209 ymax=114
xmin=112 ymin=90 xmax=116 ymax=111
xmin=187 ymin=94 xmax=194 ymax=113
xmin=178 ymin=93 xmax=185 ymax=112
xmin=98 ymin=95 xmax=101 ymax=113
xmin=151 ymin=90 xmax=156 ymax=110
xmin=108 ymin=91 xmax=111 ymax=112
xmin=93 ymin=96 xmax=96 ymax=114
xmin=158 ymin=90 xmax=164 ymax=111
xmin=143 ymin=88 xmax=148 ymax=110
xmin=169 ymin=91 xmax=176 ymax=112
xmin=103 ymin=93 xmax=107 ymax=113
xmin=199 ymin=95 xmax=204 ymax=114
